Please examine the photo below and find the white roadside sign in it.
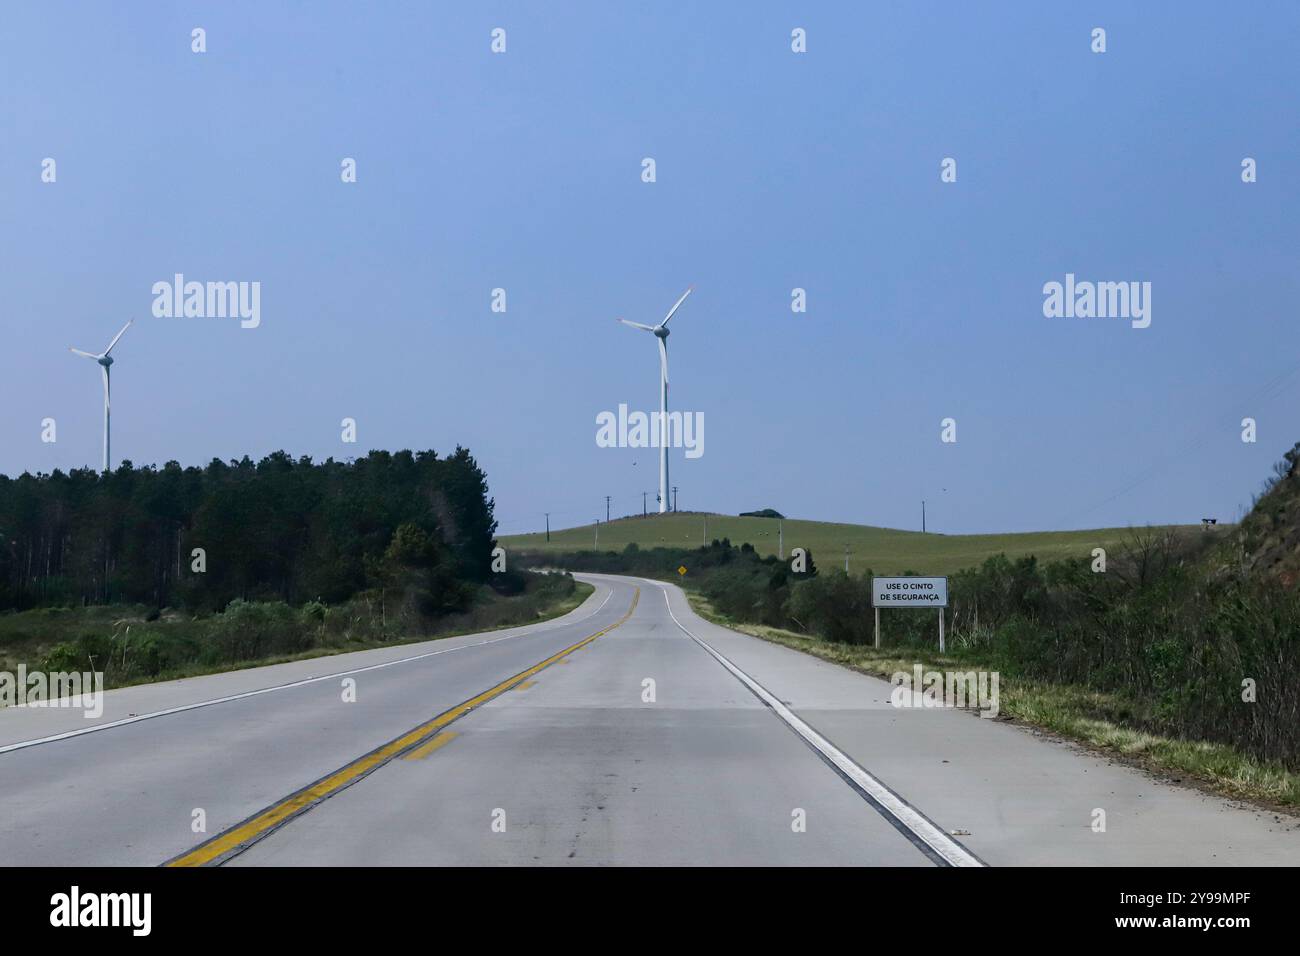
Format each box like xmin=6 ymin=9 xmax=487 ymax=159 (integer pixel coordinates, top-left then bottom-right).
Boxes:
xmin=872 ymin=576 xmax=948 ymax=608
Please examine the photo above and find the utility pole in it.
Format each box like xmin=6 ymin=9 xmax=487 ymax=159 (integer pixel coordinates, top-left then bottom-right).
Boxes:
xmin=594 ymin=519 xmax=599 ymax=548
xmin=672 ymin=486 xmax=678 ymax=512
xmin=642 ymin=492 xmax=647 ymax=516
xmin=605 ymin=495 xmax=611 ymax=523
xmin=922 ymin=499 xmax=926 ymax=534
xmin=703 ymin=515 xmax=707 ymax=547
xmin=545 ymin=512 xmax=550 ymax=542
xmin=778 ymin=520 xmax=784 ymax=560
xmin=844 ymin=543 xmax=850 ymax=573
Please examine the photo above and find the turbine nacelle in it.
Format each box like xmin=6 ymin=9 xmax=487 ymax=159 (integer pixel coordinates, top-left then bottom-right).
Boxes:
xmin=615 ymin=285 xmax=693 ymax=340
xmin=70 ymin=320 xmax=132 ymax=367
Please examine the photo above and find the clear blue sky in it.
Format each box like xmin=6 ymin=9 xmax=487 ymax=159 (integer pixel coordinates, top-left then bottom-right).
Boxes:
xmin=2 ymin=1 xmax=1297 ymax=536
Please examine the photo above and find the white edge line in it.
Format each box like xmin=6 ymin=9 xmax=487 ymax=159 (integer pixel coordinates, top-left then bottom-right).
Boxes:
xmin=658 ymin=585 xmax=985 ymax=868
xmin=0 ymin=584 xmax=616 ymax=756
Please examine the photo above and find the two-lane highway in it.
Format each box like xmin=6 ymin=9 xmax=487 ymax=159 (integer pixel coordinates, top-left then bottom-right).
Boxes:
xmin=2 ymin=573 xmax=1297 ymax=866
xmin=224 ymin=575 xmax=962 ymax=866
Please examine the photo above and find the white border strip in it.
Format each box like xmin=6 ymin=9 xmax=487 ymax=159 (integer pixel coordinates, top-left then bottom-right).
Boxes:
xmin=659 ymin=587 xmax=984 ymax=868
xmin=0 ymin=587 xmax=614 ymax=756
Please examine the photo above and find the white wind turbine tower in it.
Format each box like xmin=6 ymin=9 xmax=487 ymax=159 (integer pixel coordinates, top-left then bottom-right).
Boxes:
xmin=618 ymin=286 xmax=693 ymax=514
xmin=69 ymin=320 xmax=132 ymax=472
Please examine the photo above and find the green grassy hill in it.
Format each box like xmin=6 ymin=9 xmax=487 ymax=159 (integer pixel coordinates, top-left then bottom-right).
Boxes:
xmin=499 ymin=513 xmax=1208 ymax=577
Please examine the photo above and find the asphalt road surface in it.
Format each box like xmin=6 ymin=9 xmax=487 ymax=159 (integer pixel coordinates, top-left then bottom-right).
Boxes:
xmin=2 ymin=574 xmax=1297 ymax=866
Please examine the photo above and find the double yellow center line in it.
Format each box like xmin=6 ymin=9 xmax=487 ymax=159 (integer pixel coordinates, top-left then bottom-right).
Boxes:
xmin=165 ymin=587 xmax=639 ymax=867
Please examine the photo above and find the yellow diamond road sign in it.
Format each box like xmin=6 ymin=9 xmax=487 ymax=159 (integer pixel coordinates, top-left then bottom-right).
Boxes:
xmin=677 ymin=566 xmax=687 ymax=576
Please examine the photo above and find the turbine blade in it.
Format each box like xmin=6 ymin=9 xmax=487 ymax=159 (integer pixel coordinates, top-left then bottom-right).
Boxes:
xmin=658 ymin=336 xmax=669 ymax=385
xmin=657 ymin=285 xmax=694 ymax=328
xmin=617 ymin=318 xmax=656 ymax=332
xmin=103 ymin=320 xmax=133 ymax=356
xmin=69 ymin=348 xmax=98 ymax=359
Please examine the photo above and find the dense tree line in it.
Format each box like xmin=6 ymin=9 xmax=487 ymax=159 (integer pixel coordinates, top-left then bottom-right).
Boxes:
xmin=0 ymin=448 xmax=498 ymax=613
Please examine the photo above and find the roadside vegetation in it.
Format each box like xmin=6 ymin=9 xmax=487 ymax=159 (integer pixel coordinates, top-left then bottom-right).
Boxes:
xmin=0 ymin=448 xmax=588 ymax=692
xmin=688 ymin=596 xmax=1300 ymax=810
xmin=0 ymin=570 xmax=588 ymax=692
xmin=1 ymin=572 xmax=590 ymax=691
xmin=518 ymin=443 xmax=1300 ymax=810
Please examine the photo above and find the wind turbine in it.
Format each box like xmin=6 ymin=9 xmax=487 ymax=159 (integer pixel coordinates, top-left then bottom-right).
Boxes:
xmin=618 ymin=286 xmax=693 ymax=514
xmin=69 ymin=320 xmax=132 ymax=472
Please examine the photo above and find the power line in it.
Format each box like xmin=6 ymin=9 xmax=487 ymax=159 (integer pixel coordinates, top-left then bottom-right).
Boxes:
xmin=495 ymin=484 xmax=708 ymax=536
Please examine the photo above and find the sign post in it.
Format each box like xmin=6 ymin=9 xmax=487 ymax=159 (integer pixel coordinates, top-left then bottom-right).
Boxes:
xmin=871 ymin=576 xmax=949 ymax=651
